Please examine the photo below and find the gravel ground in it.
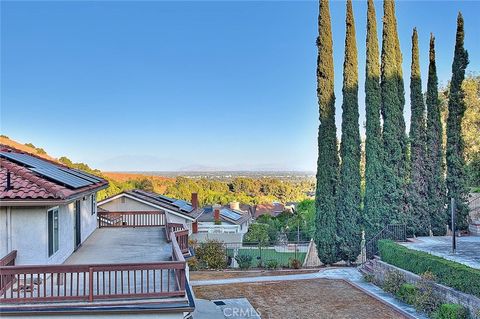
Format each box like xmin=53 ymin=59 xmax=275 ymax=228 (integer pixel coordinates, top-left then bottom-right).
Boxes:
xmin=193 ymin=278 xmax=407 ymax=319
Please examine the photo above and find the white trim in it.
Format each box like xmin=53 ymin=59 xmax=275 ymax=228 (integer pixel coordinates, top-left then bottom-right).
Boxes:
xmin=98 ymin=193 xmax=196 ymax=221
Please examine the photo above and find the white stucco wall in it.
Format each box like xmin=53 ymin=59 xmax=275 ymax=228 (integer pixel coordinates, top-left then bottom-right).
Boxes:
xmin=99 ymin=196 xmax=159 ymax=212
xmin=0 ymin=192 xmax=98 ymax=265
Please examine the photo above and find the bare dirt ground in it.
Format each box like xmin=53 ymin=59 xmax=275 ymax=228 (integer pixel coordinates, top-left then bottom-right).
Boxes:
xmin=190 ymin=269 xmax=320 ymax=281
xmin=193 ymin=278 xmax=406 ymax=319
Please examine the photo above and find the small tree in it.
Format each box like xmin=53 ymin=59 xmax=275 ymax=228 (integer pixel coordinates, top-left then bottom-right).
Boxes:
xmin=243 ymin=223 xmax=270 ymax=246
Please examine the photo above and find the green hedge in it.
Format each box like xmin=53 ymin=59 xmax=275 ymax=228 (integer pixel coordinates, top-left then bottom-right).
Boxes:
xmin=378 ymin=240 xmax=480 ymax=298
xmin=432 ymin=304 xmax=468 ymax=319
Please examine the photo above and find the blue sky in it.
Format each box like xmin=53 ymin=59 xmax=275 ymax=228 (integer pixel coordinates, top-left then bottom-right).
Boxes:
xmin=1 ymin=1 xmax=478 ymax=172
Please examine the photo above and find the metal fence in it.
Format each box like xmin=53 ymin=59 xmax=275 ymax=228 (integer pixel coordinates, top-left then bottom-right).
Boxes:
xmin=193 ymin=241 xmax=312 ymax=269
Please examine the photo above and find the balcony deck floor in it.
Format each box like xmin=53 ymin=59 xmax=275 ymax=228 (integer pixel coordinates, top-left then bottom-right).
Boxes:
xmin=1 ymin=227 xmax=181 ymax=303
xmin=64 ymin=227 xmax=172 ymax=264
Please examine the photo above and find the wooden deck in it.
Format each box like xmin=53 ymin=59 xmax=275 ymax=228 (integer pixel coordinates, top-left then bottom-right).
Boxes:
xmin=0 ymin=216 xmax=189 ymax=305
xmin=65 ymin=227 xmax=173 ymax=264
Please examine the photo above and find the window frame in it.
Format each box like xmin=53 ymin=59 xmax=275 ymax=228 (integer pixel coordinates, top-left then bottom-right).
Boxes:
xmin=47 ymin=207 xmax=59 ymax=257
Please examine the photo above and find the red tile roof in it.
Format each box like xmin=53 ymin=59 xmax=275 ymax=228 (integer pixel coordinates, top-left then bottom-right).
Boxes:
xmin=0 ymin=147 xmax=108 ymax=202
xmin=254 ymin=203 xmax=286 ymax=219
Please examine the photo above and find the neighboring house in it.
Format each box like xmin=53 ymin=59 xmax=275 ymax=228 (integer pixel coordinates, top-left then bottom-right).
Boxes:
xmin=196 ymin=202 xmax=252 ymax=234
xmin=0 ymin=147 xmax=108 ymax=265
xmin=97 ymin=189 xmax=203 ymax=234
xmin=0 ymin=148 xmax=195 ymax=318
xmin=254 ymin=202 xmax=287 ymax=219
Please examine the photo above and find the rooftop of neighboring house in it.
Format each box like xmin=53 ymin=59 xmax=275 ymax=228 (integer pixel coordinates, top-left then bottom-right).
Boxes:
xmin=198 ymin=202 xmax=252 ymax=225
xmin=98 ymin=189 xmax=204 ymax=220
xmin=254 ymin=202 xmax=286 ymax=218
xmin=0 ymin=145 xmax=108 ymax=204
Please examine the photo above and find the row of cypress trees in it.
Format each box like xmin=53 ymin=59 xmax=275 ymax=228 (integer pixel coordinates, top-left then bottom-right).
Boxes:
xmin=315 ymin=0 xmax=469 ymax=264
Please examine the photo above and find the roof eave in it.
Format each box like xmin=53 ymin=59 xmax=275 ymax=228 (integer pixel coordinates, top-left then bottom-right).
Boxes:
xmin=0 ymin=183 xmax=108 ymax=207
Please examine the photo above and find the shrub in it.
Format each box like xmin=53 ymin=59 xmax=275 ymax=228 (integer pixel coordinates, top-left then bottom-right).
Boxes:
xmin=396 ymin=283 xmax=417 ymax=305
xmin=265 ymin=259 xmax=279 ymax=270
xmin=235 ymin=255 xmax=253 ymax=270
xmin=432 ymin=304 xmax=468 ymax=319
xmin=187 ymin=257 xmax=200 ymax=271
xmin=195 ymin=240 xmax=227 ymax=270
xmin=290 ymin=258 xmax=301 ymax=269
xmin=382 ymin=270 xmax=406 ymax=294
xmin=414 ymin=272 xmax=442 ymax=315
xmin=378 ymin=240 xmax=480 ymax=298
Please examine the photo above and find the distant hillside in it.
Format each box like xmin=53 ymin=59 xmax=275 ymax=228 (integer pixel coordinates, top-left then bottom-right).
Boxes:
xmin=0 ymin=135 xmax=314 ymax=204
xmin=0 ymin=136 xmax=58 ymax=162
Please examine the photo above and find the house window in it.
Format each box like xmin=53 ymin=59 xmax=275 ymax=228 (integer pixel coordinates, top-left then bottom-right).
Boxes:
xmin=48 ymin=208 xmax=59 ymax=257
xmin=91 ymin=194 xmax=97 ymax=215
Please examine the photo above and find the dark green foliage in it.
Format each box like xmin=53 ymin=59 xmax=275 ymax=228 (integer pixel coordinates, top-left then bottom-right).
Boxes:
xmin=265 ymin=259 xmax=279 ymax=270
xmin=243 ymin=223 xmax=270 ymax=246
xmin=425 ymin=35 xmax=447 ymax=235
xmin=336 ymin=0 xmax=361 ymax=263
xmin=380 ymin=0 xmax=407 ymax=225
xmin=396 ymin=283 xmax=417 ymax=305
xmin=414 ymin=271 xmax=442 ymax=315
xmin=315 ymin=0 xmax=340 ymax=265
xmin=235 ymin=255 xmax=253 ymax=270
xmin=195 ymin=240 xmax=227 ymax=270
xmin=433 ymin=304 xmax=468 ymax=319
xmin=364 ymin=0 xmax=385 ymax=239
xmin=446 ymin=13 xmax=470 ymax=230
xmin=378 ymin=240 xmax=480 ymax=298
xmin=407 ymin=29 xmax=429 ymax=236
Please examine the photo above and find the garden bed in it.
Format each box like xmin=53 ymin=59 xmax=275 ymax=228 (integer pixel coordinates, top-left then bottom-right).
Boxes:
xmin=190 ymin=269 xmax=320 ymax=281
xmin=193 ymin=278 xmax=408 ymax=319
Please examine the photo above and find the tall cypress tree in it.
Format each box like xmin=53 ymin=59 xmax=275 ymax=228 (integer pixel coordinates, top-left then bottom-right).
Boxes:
xmin=408 ymin=28 xmax=429 ymax=236
xmin=381 ymin=0 xmax=407 ymax=224
xmin=363 ymin=0 xmax=384 ymax=239
xmin=425 ymin=35 xmax=447 ymax=235
xmin=336 ymin=0 xmax=361 ymax=263
xmin=315 ymin=0 xmax=340 ymax=265
xmin=446 ymin=13 xmax=469 ymax=230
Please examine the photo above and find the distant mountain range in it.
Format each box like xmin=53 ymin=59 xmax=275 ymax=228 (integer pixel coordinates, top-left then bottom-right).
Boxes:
xmin=0 ymin=136 xmax=314 ymax=177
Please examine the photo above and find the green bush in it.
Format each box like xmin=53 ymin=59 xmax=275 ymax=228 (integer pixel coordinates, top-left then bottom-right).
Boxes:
xmin=235 ymin=254 xmax=253 ymax=270
xmin=265 ymin=259 xmax=279 ymax=270
xmin=195 ymin=240 xmax=227 ymax=270
xmin=382 ymin=270 xmax=406 ymax=294
xmin=378 ymin=240 xmax=480 ymax=298
xmin=432 ymin=304 xmax=468 ymax=319
xmin=414 ymin=272 xmax=442 ymax=315
xmin=396 ymin=283 xmax=417 ymax=304
xmin=187 ymin=257 xmax=200 ymax=271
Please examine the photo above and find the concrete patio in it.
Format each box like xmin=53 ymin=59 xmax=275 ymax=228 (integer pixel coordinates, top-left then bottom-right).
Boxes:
xmin=400 ymin=236 xmax=480 ymax=269
xmin=64 ymin=227 xmax=172 ymax=264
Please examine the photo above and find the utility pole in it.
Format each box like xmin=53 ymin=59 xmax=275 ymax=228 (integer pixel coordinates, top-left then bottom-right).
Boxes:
xmin=451 ymin=197 xmax=456 ymax=254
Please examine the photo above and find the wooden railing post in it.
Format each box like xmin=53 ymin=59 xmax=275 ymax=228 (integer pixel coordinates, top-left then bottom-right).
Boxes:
xmin=88 ymin=267 xmax=94 ymax=302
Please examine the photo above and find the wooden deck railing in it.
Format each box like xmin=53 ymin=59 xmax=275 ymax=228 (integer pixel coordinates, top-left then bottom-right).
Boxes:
xmin=98 ymin=211 xmax=166 ymax=228
xmin=0 ymin=260 xmax=186 ymax=303
xmin=165 ymin=216 xmax=189 ymax=254
xmin=0 ymin=251 xmax=17 ymax=296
